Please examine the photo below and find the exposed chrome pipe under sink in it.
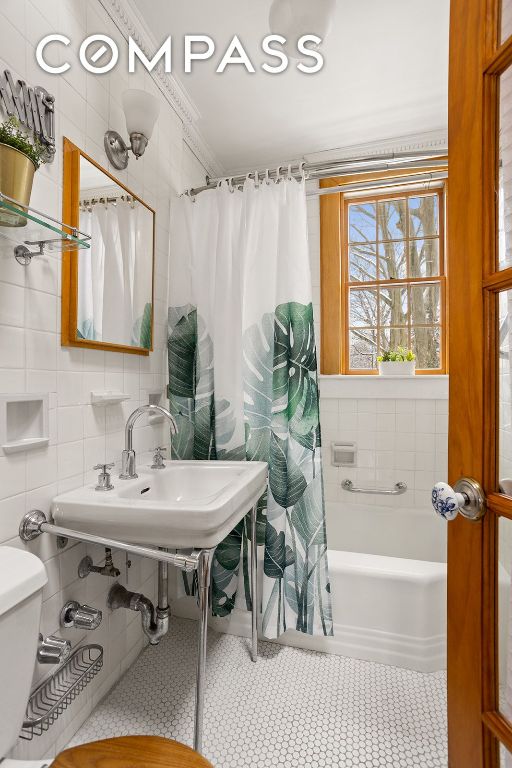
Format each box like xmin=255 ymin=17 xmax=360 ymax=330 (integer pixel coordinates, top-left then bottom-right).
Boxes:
xmin=107 ymin=559 xmax=170 ymax=646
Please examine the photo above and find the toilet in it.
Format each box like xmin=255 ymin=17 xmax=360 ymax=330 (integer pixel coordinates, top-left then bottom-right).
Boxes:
xmin=0 ymin=547 xmax=213 ymax=768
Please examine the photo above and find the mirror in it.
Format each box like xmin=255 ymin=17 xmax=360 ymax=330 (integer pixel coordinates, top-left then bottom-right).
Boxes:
xmin=61 ymin=138 xmax=155 ymax=355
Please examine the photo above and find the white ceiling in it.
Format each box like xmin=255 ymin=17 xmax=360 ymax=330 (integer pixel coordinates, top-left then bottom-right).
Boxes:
xmin=132 ymin=0 xmax=449 ymax=174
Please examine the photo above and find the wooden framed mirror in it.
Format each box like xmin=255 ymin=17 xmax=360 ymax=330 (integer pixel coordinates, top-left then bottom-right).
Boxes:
xmin=61 ymin=138 xmax=155 ymax=356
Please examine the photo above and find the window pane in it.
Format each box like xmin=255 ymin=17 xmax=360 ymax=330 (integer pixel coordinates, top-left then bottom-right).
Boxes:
xmin=411 ymin=327 xmax=441 ymax=368
xmin=349 ymin=288 xmax=377 ymax=327
xmin=379 ymin=327 xmax=409 ymax=356
xmin=410 ymin=284 xmax=441 ymax=325
xmin=499 ymin=66 xmax=512 ymax=269
xmin=349 ymin=243 xmax=377 ymax=281
xmin=409 ymin=239 xmax=440 ymax=278
xmin=498 ymin=516 xmax=512 ymax=735
xmin=499 ymin=290 xmax=512 ymax=489
xmin=379 ymin=286 xmax=408 ymax=326
xmin=378 ymin=241 xmax=407 ymax=280
xmin=500 ymin=742 xmax=512 ymax=766
xmin=349 ymin=329 xmax=377 ymax=369
xmin=377 ymin=198 xmax=406 ymax=241
xmin=502 ymin=0 xmax=512 ymax=43
xmin=349 ymin=202 xmax=376 ymax=243
xmin=408 ymin=195 xmax=439 ymax=238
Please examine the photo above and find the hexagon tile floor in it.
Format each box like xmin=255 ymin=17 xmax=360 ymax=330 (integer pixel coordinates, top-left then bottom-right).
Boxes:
xmin=70 ymin=617 xmax=447 ymax=767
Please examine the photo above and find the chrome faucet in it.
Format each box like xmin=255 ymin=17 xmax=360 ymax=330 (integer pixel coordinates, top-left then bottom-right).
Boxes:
xmin=120 ymin=404 xmax=177 ymax=479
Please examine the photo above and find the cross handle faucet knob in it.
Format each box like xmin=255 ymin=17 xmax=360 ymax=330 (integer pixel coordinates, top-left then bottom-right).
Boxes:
xmin=151 ymin=446 xmax=167 ymax=470
xmin=93 ymin=462 xmax=115 ymax=491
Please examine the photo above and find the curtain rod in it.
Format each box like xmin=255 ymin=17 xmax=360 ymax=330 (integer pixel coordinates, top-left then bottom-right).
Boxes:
xmin=186 ymin=149 xmax=448 ymax=197
xmin=80 ymin=194 xmax=136 ymax=208
xmin=309 ymin=170 xmax=448 ymax=198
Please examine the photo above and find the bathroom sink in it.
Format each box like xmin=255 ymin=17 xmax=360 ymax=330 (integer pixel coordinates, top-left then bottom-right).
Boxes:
xmin=51 ymin=461 xmax=267 ymax=550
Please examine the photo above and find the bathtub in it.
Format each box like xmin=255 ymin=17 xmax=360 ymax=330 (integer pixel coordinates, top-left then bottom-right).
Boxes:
xmin=173 ymin=500 xmax=448 ymax=673
xmin=270 ymin=501 xmax=447 ymax=673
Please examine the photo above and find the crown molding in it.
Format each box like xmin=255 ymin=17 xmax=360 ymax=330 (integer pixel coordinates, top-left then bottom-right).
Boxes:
xmin=97 ymin=0 xmax=223 ymax=177
xmin=304 ymin=130 xmax=448 ymax=164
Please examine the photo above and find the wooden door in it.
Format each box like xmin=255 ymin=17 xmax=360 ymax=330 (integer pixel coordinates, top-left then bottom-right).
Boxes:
xmin=448 ymin=0 xmax=512 ymax=764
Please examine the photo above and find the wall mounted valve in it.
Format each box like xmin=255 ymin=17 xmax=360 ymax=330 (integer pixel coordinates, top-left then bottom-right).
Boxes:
xmin=78 ymin=547 xmax=120 ymax=579
xmin=37 ymin=633 xmax=72 ymax=665
xmin=61 ymin=600 xmax=102 ymax=630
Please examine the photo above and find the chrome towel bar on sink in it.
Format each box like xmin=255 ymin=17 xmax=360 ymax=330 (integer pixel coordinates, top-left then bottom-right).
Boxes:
xmin=342 ymin=479 xmax=407 ymax=495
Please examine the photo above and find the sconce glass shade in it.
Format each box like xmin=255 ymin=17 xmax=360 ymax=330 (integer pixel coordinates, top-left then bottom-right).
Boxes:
xmin=269 ymin=0 xmax=336 ymax=44
xmin=121 ymin=89 xmax=160 ymax=141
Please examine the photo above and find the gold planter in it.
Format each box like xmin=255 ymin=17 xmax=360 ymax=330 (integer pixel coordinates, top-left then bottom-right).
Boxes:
xmin=0 ymin=143 xmax=36 ymax=227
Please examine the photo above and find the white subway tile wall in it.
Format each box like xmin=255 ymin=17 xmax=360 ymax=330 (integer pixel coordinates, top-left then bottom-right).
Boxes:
xmin=307 ymin=188 xmax=448 ymax=512
xmin=0 ymin=0 xmax=207 ymax=760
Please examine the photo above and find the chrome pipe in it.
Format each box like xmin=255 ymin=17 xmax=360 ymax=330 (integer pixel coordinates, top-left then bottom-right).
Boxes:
xmin=194 ymin=548 xmax=214 ymax=754
xmin=158 ymin=559 xmax=169 ymax=611
xmin=312 ymin=170 xmax=448 ymax=198
xmin=107 ymin=583 xmax=169 ymax=646
xmin=250 ymin=504 xmax=258 ymax=663
xmin=19 ymin=510 xmax=201 ymax=572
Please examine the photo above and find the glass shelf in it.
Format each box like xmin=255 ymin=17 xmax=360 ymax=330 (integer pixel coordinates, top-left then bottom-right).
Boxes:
xmin=0 ymin=193 xmax=91 ymax=260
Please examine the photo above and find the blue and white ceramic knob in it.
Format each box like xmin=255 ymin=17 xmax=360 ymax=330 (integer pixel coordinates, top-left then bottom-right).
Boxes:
xmin=431 ymin=482 xmax=464 ymax=521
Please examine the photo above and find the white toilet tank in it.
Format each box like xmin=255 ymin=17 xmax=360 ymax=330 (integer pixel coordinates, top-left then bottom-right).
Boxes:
xmin=0 ymin=547 xmax=47 ymax=758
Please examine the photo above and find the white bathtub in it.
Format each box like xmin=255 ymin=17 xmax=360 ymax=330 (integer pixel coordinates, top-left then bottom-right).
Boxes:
xmin=174 ymin=500 xmax=449 ymax=673
xmin=267 ymin=501 xmax=448 ymax=672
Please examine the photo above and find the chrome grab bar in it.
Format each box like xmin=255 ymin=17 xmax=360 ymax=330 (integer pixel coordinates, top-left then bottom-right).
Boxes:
xmin=342 ymin=479 xmax=407 ymax=496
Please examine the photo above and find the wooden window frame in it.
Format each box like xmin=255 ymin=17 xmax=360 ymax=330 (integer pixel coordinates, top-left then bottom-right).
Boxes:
xmin=320 ymin=167 xmax=448 ymax=375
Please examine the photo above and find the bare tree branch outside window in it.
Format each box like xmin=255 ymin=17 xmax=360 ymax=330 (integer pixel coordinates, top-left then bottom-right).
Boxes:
xmin=346 ymin=190 xmax=444 ymax=371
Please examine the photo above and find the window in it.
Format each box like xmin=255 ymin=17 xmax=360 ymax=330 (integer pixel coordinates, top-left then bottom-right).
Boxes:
xmin=320 ymin=178 xmax=447 ymax=375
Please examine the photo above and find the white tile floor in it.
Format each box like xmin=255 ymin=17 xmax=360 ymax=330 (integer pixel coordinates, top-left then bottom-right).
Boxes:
xmin=70 ymin=617 xmax=447 ymax=767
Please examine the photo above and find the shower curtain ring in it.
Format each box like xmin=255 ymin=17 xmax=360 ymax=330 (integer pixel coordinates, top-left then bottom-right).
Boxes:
xmin=299 ymin=161 xmax=307 ymax=181
xmin=254 ymin=170 xmax=260 ymax=188
xmin=229 ymin=177 xmax=235 ymax=193
xmin=276 ymin=166 xmax=283 ymax=182
xmin=265 ymin=169 xmax=270 ymax=185
xmin=287 ymin=164 xmax=294 ymax=181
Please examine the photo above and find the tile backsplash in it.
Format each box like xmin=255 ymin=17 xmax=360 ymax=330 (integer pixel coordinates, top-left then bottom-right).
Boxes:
xmin=0 ymin=0 xmax=207 ymax=759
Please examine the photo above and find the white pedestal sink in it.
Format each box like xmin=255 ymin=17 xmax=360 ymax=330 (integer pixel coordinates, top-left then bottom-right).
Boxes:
xmin=51 ymin=460 xmax=268 ymax=549
xmin=23 ymin=458 xmax=267 ymax=756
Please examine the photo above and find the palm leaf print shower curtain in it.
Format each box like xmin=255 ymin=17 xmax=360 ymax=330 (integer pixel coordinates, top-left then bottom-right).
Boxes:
xmin=168 ymin=177 xmax=332 ymax=638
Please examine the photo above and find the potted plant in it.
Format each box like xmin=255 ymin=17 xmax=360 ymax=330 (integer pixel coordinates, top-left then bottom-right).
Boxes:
xmin=0 ymin=116 xmax=47 ymax=224
xmin=377 ymin=346 xmax=416 ymax=376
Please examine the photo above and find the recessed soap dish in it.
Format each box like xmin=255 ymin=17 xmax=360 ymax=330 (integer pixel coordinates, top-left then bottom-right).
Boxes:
xmin=91 ymin=391 xmax=130 ymax=407
xmin=0 ymin=394 xmax=49 ymax=455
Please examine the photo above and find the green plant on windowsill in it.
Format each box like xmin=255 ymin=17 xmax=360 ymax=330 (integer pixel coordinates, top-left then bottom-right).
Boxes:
xmin=377 ymin=346 xmax=416 ymax=363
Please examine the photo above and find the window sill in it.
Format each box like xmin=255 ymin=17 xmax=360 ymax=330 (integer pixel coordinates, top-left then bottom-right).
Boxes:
xmin=318 ymin=374 xmax=449 ymax=400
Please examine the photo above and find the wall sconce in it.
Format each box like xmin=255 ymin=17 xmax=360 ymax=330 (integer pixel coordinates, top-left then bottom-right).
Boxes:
xmin=104 ymin=89 xmax=160 ymax=171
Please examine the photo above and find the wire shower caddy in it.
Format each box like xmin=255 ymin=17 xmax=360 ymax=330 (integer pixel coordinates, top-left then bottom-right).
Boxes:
xmin=20 ymin=644 xmax=103 ymax=740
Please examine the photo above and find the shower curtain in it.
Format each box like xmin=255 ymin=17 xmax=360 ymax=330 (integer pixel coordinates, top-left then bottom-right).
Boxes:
xmin=168 ymin=177 xmax=332 ymax=638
